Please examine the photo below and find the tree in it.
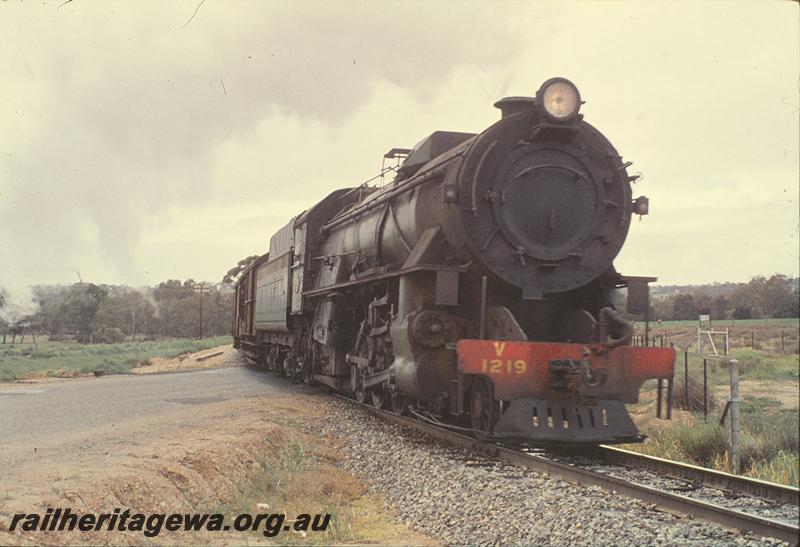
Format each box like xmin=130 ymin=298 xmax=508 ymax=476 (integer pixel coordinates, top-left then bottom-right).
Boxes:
xmin=757 ymin=275 xmax=795 ymax=319
xmin=0 ymin=287 xmax=7 ymax=343
xmin=729 ymin=283 xmax=758 ymax=317
xmin=732 ymin=306 xmax=752 ymax=320
xmin=778 ymin=288 xmax=800 ymax=318
xmin=60 ymin=283 xmax=108 ymax=343
xmin=694 ymin=292 xmax=712 ymax=316
xmin=150 ymin=279 xmax=233 ymax=338
xmin=672 ymin=293 xmax=699 ymax=320
xmin=730 ymin=275 xmax=796 ymax=319
xmin=154 ymin=279 xmax=195 ymax=302
xmin=650 ymin=295 xmax=674 ymax=321
xmin=710 ymin=295 xmax=730 ymax=320
xmin=222 ymin=255 xmax=260 ymax=284
xmin=95 ymin=289 xmax=158 ymax=340
xmin=32 ymin=285 xmax=72 ymax=338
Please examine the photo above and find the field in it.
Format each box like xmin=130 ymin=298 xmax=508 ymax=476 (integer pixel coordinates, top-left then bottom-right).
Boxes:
xmin=638 ymin=318 xmax=799 ymax=328
xmin=634 ymin=317 xmax=800 ymax=354
xmin=0 ymin=336 xmax=232 ymax=381
xmin=626 ymin=321 xmax=799 ymax=486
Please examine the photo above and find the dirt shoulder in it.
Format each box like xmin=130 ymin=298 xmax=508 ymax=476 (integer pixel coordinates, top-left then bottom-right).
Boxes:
xmin=713 ymin=380 xmax=799 ymax=409
xmin=0 ymin=365 xmax=434 ymax=545
xmin=130 ymin=344 xmax=241 ymax=375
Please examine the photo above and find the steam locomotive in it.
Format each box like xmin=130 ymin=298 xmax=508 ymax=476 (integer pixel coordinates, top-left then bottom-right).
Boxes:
xmin=232 ymin=78 xmax=675 ymax=444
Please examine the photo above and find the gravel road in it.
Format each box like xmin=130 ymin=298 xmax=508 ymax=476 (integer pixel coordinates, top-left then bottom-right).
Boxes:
xmin=0 ymin=360 xmax=291 ymax=474
xmin=322 ymin=399 xmax=790 ymax=546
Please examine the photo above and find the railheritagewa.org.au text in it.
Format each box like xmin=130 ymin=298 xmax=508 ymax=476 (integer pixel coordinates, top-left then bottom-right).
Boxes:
xmin=10 ymin=508 xmax=331 ymax=538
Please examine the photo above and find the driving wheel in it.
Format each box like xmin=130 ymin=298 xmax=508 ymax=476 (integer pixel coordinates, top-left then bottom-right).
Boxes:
xmin=470 ymin=377 xmax=500 ymax=435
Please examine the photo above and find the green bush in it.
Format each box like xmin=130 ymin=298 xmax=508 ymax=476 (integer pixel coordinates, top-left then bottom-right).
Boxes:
xmin=672 ymin=422 xmax=729 ymax=466
xmin=743 ymin=409 xmax=799 ymax=453
xmin=727 ymin=349 xmax=763 ymax=374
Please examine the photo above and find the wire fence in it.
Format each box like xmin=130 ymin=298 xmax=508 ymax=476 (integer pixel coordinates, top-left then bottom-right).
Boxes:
xmin=631 ymin=336 xmax=726 ymax=420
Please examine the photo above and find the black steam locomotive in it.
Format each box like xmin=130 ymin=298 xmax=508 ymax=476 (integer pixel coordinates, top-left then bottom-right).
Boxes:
xmin=232 ymin=78 xmax=675 ymax=444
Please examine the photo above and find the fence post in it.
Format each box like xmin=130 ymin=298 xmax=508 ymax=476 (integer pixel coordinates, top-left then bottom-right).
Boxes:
xmin=684 ymin=351 xmax=689 ymax=410
xmin=781 ymin=328 xmax=785 ymax=352
xmin=729 ymin=359 xmax=740 ymax=474
xmin=703 ymin=358 xmax=708 ymax=422
xmin=698 ymin=326 xmax=702 ymax=354
xmin=751 ymin=331 xmax=754 ymax=349
xmin=656 ymin=378 xmax=663 ymax=418
xmin=667 ymin=376 xmax=673 ymax=419
xmin=725 ymin=329 xmax=729 ymax=356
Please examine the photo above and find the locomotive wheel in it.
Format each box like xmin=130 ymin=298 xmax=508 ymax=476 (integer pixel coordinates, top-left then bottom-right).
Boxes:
xmin=369 ymin=387 xmax=386 ymax=409
xmin=258 ymin=345 xmax=269 ymax=370
xmin=389 ymin=391 xmax=409 ymax=415
xmin=351 ymin=364 xmax=366 ymax=403
xmin=354 ymin=389 xmax=366 ymax=404
xmin=283 ymin=357 xmax=295 ymax=379
xmin=470 ymin=377 xmax=500 ymax=435
xmin=300 ymin=361 xmax=313 ymax=384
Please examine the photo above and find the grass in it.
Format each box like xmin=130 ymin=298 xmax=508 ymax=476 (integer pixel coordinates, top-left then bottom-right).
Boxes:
xmin=725 ymin=349 xmax=800 ymax=382
xmin=636 ymin=318 xmax=800 ymax=329
xmin=633 ymin=340 xmax=798 ymax=485
xmin=630 ymin=421 xmax=729 ymax=466
xmin=627 ymin=397 xmax=799 ymax=486
xmin=213 ymin=436 xmax=408 ymax=544
xmin=637 ymin=319 xmax=799 ymax=354
xmin=0 ymin=336 xmax=232 ymax=381
xmin=671 ymin=348 xmax=799 ymax=391
xmin=748 ymin=451 xmax=799 ymax=486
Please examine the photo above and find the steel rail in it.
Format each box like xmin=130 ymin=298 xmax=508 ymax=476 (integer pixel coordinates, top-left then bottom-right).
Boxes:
xmin=596 ymin=445 xmax=799 ymax=506
xmin=355 ymin=403 xmax=799 ymax=545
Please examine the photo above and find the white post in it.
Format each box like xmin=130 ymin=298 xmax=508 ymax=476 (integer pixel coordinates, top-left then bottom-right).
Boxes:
xmin=697 ymin=326 xmax=702 ymax=354
xmin=729 ymin=359 xmax=740 ymax=474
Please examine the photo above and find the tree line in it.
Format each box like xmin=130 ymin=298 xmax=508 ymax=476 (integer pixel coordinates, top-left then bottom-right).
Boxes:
xmin=646 ymin=274 xmax=798 ymax=321
xmin=0 ymin=280 xmax=233 ymax=344
xmin=2 ymin=273 xmax=796 ymax=343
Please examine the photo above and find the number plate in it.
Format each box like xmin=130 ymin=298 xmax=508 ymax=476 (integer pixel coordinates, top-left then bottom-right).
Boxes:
xmin=456 ymin=339 xmax=675 ymax=401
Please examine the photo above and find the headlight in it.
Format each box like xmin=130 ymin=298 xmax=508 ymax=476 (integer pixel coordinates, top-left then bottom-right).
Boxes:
xmin=536 ymin=78 xmax=581 ymax=122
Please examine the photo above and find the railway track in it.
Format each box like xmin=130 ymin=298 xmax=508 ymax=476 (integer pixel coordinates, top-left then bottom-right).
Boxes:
xmin=349 ymin=400 xmax=799 ymax=544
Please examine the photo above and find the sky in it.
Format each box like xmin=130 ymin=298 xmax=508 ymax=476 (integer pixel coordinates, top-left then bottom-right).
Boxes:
xmin=1 ymin=0 xmax=798 ymax=298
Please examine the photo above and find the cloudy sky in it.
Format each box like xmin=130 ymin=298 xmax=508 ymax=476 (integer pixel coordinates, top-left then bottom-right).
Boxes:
xmin=1 ymin=0 xmax=797 ymax=294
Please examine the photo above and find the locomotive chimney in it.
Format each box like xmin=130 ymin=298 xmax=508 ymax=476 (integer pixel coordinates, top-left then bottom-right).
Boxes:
xmin=493 ymin=96 xmax=536 ymax=119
